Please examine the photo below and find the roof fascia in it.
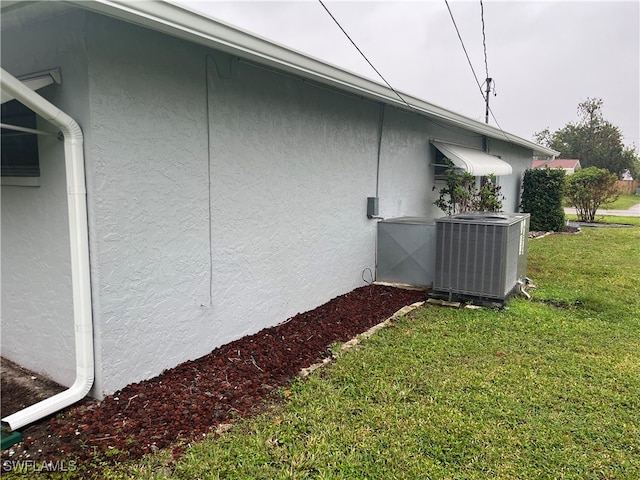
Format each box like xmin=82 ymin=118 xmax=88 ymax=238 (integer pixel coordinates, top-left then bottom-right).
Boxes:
xmin=67 ymin=0 xmax=558 ymax=158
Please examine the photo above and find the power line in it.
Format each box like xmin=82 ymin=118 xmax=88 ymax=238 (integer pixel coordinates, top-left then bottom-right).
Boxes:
xmin=445 ymin=0 xmax=502 ymax=128
xmin=480 ymin=0 xmax=489 ymax=82
xmin=479 ymin=0 xmax=497 ymax=127
xmin=317 ymin=0 xmax=417 ymax=113
xmin=443 ymin=0 xmax=509 ymax=142
xmin=443 ymin=0 xmax=485 ymax=100
xmin=477 ymin=1 xmax=506 ymax=139
xmin=488 ymin=105 xmax=506 ymax=134
xmin=319 ymin=0 xmax=511 ymax=143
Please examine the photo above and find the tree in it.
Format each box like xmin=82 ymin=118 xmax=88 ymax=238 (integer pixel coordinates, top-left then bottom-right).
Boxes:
xmin=564 ymin=167 xmax=619 ymax=223
xmin=534 ymin=98 xmax=640 ymax=179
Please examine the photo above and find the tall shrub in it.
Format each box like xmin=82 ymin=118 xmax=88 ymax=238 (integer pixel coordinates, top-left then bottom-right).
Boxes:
xmin=434 ymin=170 xmax=504 ymax=215
xmin=565 ymin=166 xmax=619 ymax=222
xmin=475 ymin=174 xmax=504 ymax=212
xmin=520 ymin=168 xmax=566 ymax=231
xmin=434 ymin=170 xmax=477 ymax=215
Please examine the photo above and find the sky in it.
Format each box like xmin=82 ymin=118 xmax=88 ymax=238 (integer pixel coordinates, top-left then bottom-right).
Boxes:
xmin=176 ymin=0 xmax=640 ymax=149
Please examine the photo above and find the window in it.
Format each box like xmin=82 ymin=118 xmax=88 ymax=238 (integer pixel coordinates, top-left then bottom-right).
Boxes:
xmin=433 ymin=146 xmax=456 ymax=179
xmin=1 ymin=100 xmax=40 ymax=177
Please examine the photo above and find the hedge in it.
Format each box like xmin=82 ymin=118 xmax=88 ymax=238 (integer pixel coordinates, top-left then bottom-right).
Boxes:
xmin=520 ymin=168 xmax=566 ymax=231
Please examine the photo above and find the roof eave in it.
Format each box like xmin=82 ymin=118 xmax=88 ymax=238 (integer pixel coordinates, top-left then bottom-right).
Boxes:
xmin=67 ymin=0 xmax=558 ymax=158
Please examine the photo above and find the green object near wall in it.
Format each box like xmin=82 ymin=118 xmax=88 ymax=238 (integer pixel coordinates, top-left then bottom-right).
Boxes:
xmin=1 ymin=429 xmax=23 ymax=450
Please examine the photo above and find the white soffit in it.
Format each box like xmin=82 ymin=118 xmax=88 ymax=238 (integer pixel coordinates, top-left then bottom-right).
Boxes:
xmin=432 ymin=141 xmax=513 ymax=176
xmin=1 ymin=68 xmax=61 ymax=104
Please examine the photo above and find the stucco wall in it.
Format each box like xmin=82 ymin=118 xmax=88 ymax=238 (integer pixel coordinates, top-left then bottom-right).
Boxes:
xmin=84 ymin=14 xmax=212 ymax=396
xmin=85 ymin=16 xmax=456 ymax=395
xmin=2 ymin=3 xmax=536 ymax=398
xmin=1 ymin=4 xmax=89 ymax=388
xmin=487 ymin=138 xmax=534 ymax=212
xmin=205 ymin=54 xmax=380 ymax=348
xmin=377 ymin=108 xmax=433 ymax=218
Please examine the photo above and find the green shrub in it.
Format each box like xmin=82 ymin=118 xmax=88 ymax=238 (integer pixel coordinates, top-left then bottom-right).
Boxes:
xmin=565 ymin=166 xmax=619 ymax=222
xmin=434 ymin=168 xmax=504 ymax=215
xmin=475 ymin=174 xmax=504 ymax=212
xmin=520 ymin=168 xmax=566 ymax=231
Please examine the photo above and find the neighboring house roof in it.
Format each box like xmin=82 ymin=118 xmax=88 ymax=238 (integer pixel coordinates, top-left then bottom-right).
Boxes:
xmin=531 ymin=160 xmax=547 ymax=169
xmin=533 ymin=159 xmax=581 ymax=170
xmin=60 ymin=0 xmax=558 ymax=158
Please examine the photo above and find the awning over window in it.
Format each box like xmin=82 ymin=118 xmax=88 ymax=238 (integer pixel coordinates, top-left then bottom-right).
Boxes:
xmin=1 ymin=68 xmax=61 ymax=104
xmin=432 ymin=140 xmax=513 ymax=176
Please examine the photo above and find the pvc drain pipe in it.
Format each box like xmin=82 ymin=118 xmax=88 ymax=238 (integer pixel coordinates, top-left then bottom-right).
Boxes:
xmin=0 ymin=68 xmax=94 ymax=432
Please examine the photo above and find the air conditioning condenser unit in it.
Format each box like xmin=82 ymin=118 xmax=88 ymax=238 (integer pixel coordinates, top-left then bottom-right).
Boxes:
xmin=434 ymin=213 xmax=530 ymax=300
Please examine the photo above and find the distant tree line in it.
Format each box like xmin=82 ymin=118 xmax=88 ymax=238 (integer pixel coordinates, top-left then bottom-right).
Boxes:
xmin=534 ymin=98 xmax=640 ymax=179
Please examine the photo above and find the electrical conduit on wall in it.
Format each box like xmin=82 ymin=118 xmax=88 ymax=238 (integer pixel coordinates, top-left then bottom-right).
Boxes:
xmin=0 ymin=68 xmax=94 ymax=432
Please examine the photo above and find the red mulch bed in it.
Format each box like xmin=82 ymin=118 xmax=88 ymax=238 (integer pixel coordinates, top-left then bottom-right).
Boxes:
xmin=1 ymin=285 xmax=426 ymax=468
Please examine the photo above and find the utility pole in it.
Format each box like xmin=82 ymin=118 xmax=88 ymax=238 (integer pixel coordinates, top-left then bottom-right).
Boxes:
xmin=484 ymin=77 xmax=492 ymax=124
xmin=483 ymin=77 xmax=492 ymax=152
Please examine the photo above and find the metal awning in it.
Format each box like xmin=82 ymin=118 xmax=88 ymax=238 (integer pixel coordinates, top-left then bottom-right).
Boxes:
xmin=432 ymin=140 xmax=513 ymax=176
xmin=1 ymin=68 xmax=61 ymax=104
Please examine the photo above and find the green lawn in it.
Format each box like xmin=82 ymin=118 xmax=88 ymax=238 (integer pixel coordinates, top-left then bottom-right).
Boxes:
xmin=602 ymin=194 xmax=640 ymax=210
xmin=563 ymin=193 xmax=639 ymax=211
xmin=93 ymin=224 xmax=640 ymax=479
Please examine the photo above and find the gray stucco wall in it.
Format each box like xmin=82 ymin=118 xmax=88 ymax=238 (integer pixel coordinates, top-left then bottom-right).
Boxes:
xmin=1 ymin=4 xmax=90 ymax=387
xmin=378 ymin=108 xmax=433 ymax=218
xmin=486 ymin=138 xmax=533 ymax=212
xmin=85 ymin=13 xmax=212 ymax=396
xmin=2 ymin=3 xmax=536 ymax=398
xmin=205 ymin=53 xmax=380 ymax=349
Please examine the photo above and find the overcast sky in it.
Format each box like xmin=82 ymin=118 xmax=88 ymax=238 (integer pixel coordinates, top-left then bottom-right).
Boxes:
xmin=177 ymin=0 xmax=640 ymax=148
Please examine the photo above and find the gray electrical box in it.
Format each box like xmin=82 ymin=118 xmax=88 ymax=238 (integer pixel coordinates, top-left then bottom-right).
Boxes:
xmin=434 ymin=213 xmax=530 ymax=300
xmin=377 ymin=217 xmax=436 ymax=286
xmin=367 ymin=197 xmax=379 ymax=218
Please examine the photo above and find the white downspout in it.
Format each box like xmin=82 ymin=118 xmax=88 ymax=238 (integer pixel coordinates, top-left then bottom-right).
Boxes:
xmin=1 ymin=68 xmax=94 ymax=431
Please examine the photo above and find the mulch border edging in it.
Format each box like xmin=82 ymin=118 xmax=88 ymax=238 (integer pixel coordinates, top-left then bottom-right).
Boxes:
xmin=530 ymin=228 xmax=581 ymax=240
xmin=298 ymin=301 xmax=425 ymax=377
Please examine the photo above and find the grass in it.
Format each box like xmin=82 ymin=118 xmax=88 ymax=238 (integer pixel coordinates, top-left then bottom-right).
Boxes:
xmin=602 ymin=194 xmax=639 ymax=210
xmin=565 ymin=214 xmax=640 ymax=226
xmin=563 ymin=193 xmax=639 ymax=211
xmin=68 ymin=223 xmax=640 ymax=479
